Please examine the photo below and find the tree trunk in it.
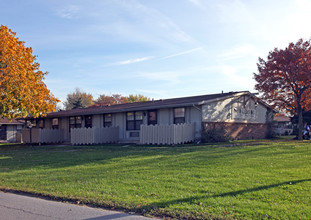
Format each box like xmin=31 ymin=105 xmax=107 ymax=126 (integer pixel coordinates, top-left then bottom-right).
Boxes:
xmin=297 ymin=104 xmax=303 ymax=140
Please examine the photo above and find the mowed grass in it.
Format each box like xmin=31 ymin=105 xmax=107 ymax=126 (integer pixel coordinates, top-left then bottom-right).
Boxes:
xmin=0 ymin=141 xmax=310 ymax=219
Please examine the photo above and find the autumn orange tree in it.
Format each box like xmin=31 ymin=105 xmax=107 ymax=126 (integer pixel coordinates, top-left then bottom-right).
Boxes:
xmin=126 ymin=94 xmax=151 ymax=103
xmin=0 ymin=25 xmax=59 ymax=119
xmin=95 ymin=94 xmax=151 ymax=106
xmin=95 ymin=94 xmax=127 ymax=106
xmin=254 ymin=38 xmax=311 ymax=139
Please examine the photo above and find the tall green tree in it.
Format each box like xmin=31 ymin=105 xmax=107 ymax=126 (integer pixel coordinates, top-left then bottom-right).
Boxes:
xmin=0 ymin=25 xmax=59 ymax=119
xmin=64 ymin=88 xmax=94 ymax=110
xmin=254 ymin=38 xmax=311 ymax=140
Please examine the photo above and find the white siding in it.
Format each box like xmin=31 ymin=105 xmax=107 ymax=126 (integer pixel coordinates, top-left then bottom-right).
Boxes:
xmin=6 ymin=125 xmax=16 ymax=142
xmin=255 ymin=104 xmax=269 ymax=124
xmin=202 ymin=95 xmax=268 ymax=124
xmin=190 ymin=106 xmax=202 ymax=138
xmin=92 ymin=115 xmax=101 ymax=128
xmin=158 ymin=109 xmax=170 ymax=125
xmin=202 ymin=98 xmax=232 ymax=122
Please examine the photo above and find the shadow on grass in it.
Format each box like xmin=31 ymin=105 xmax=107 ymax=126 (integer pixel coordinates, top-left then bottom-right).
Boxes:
xmin=140 ymin=179 xmax=311 ymax=211
xmin=0 ymin=142 xmax=277 ymax=176
xmin=0 ymin=141 xmax=277 ymax=173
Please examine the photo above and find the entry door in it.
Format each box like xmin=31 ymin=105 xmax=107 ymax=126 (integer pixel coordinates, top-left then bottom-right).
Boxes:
xmin=0 ymin=125 xmax=7 ymax=140
xmin=148 ymin=110 xmax=157 ymax=125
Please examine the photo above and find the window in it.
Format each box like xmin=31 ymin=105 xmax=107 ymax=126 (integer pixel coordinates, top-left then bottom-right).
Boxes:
xmin=52 ymin=118 xmax=59 ymax=129
xmin=26 ymin=120 xmax=32 ymax=128
xmin=0 ymin=125 xmax=6 ymax=140
xmin=76 ymin=116 xmax=82 ymax=127
xmin=126 ymin=111 xmax=143 ymax=130
xmin=174 ymin=107 xmax=185 ymax=124
xmin=38 ymin=119 xmax=44 ymax=128
xmin=69 ymin=117 xmax=75 ymax=130
xmin=126 ymin=112 xmax=135 ymax=130
xmin=31 ymin=120 xmax=37 ymax=127
xmin=85 ymin=115 xmax=92 ymax=128
xmin=26 ymin=119 xmax=44 ymax=128
xmin=148 ymin=110 xmax=157 ymax=125
xmin=103 ymin=114 xmax=112 ymax=127
xmin=26 ymin=119 xmax=37 ymax=128
xmin=69 ymin=116 xmax=82 ymax=131
xmin=16 ymin=125 xmax=23 ymax=132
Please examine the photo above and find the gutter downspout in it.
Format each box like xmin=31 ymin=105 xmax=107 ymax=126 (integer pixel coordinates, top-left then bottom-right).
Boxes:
xmin=192 ymin=104 xmax=202 ymax=142
xmin=192 ymin=104 xmax=201 ymax=112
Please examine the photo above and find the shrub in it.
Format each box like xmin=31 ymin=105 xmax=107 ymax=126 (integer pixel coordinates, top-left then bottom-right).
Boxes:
xmin=201 ymin=128 xmax=230 ymax=143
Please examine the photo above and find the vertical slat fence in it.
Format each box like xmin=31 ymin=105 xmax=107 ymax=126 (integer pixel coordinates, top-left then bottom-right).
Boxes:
xmin=71 ymin=127 xmax=119 ymax=145
xmin=22 ymin=128 xmax=65 ymax=144
xmin=41 ymin=129 xmax=64 ymax=143
xmin=140 ymin=123 xmax=195 ymax=145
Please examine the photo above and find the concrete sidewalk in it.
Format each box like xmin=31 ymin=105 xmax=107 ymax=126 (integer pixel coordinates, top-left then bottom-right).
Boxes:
xmin=0 ymin=191 xmax=154 ymax=220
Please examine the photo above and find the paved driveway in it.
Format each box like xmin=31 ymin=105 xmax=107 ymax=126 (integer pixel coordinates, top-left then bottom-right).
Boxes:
xmin=0 ymin=191 xmax=154 ymax=220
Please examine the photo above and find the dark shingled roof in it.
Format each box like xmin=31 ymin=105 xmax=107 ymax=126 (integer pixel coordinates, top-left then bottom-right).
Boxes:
xmin=273 ymin=115 xmax=291 ymax=122
xmin=42 ymin=91 xmax=248 ymax=118
xmin=0 ymin=118 xmax=24 ymax=124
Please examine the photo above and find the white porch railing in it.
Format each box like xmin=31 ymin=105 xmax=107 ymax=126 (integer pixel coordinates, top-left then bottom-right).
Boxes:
xmin=70 ymin=127 xmax=119 ymax=145
xmin=22 ymin=128 xmax=65 ymax=144
xmin=140 ymin=123 xmax=195 ymax=145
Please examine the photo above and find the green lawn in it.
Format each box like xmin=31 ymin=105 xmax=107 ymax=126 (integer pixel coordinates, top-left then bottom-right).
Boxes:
xmin=0 ymin=141 xmax=310 ymax=219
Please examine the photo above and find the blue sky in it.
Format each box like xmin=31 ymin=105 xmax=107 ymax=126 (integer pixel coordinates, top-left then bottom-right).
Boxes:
xmin=2 ymin=0 xmax=311 ymax=104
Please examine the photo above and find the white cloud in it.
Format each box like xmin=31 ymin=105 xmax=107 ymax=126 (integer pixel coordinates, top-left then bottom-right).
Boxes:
xmin=188 ymin=0 xmax=201 ymax=6
xmin=218 ymin=44 xmax=258 ymax=61
xmin=160 ymin=47 xmax=203 ymax=60
xmin=135 ymin=89 xmax=167 ymax=98
xmin=113 ymin=56 xmax=153 ymax=65
xmin=216 ymin=0 xmax=254 ymax=24
xmin=12 ymin=0 xmax=310 ymax=102
xmin=270 ymin=0 xmax=311 ymax=45
xmin=219 ymin=65 xmax=254 ymax=89
xmin=135 ymin=71 xmax=181 ymax=83
xmin=114 ymin=1 xmax=193 ymax=43
xmin=187 ymin=0 xmax=207 ymax=10
xmin=56 ymin=5 xmax=80 ymax=19
xmin=215 ymin=0 xmax=311 ymax=50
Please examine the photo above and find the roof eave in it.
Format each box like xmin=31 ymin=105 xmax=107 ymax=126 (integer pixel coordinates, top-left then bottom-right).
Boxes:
xmin=198 ymin=91 xmax=251 ymax=105
xmin=44 ymin=102 xmax=202 ymax=118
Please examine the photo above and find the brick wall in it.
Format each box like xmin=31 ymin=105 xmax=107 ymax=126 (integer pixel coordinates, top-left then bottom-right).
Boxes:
xmin=202 ymin=122 xmax=271 ymax=140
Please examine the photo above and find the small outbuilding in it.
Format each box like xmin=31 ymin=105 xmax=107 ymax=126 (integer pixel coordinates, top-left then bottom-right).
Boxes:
xmin=0 ymin=118 xmax=24 ymax=143
xmin=272 ymin=115 xmax=293 ymax=136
